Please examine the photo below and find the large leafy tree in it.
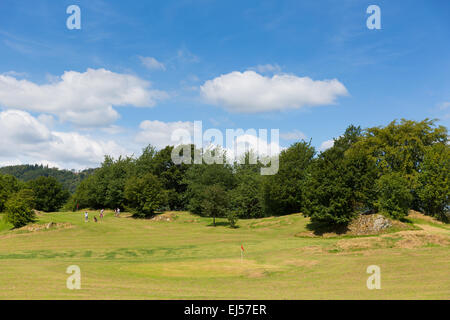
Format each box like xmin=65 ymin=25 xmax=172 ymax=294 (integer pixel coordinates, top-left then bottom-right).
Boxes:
xmin=125 ymin=173 xmax=168 ymax=218
xmin=201 ymin=184 xmax=229 ymax=226
xmin=354 ymin=119 xmax=447 ymax=191
xmin=0 ymin=174 xmax=21 ymax=212
xmin=103 ymin=156 xmax=134 ymax=209
xmin=375 ymin=173 xmax=413 ymax=220
xmin=4 ymin=189 xmax=36 ymax=228
xmin=28 ymin=176 xmax=70 ymax=212
xmin=69 ymin=155 xmax=134 ymax=210
xmin=417 ymin=143 xmax=450 ymax=221
xmin=303 ymin=126 xmax=377 ymax=225
xmin=67 ymin=175 xmax=97 ymax=210
xmin=185 ymin=160 xmax=235 ymax=215
xmin=148 ymin=146 xmax=191 ymax=210
xmin=229 ymin=152 xmax=264 ymax=218
xmin=262 ymin=141 xmax=315 ymax=216
xmin=354 ymin=119 xmax=448 ymax=212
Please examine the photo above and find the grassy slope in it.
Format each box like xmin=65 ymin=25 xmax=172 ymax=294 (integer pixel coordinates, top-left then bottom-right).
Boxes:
xmin=0 ymin=211 xmax=448 ymax=300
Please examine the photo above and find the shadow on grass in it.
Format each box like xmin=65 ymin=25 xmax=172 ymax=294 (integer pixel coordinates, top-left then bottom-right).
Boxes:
xmin=128 ymin=211 xmax=164 ymax=219
xmin=206 ymin=221 xmax=240 ymax=229
xmin=400 ymin=217 xmax=414 ymax=224
xmin=305 ymin=220 xmax=349 ymax=236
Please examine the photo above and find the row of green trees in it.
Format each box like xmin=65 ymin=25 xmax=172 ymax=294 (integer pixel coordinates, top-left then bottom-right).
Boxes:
xmin=2 ymin=119 xmax=447 ymax=228
xmin=0 ymin=175 xmax=70 ymax=228
xmin=0 ymin=164 xmax=94 ymax=193
xmin=303 ymin=120 xmax=449 ymax=224
xmin=67 ymin=119 xmax=448 ymax=226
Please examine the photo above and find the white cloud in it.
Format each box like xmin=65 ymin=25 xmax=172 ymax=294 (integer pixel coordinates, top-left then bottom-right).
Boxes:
xmin=225 ymin=133 xmax=282 ymax=162
xmin=200 ymin=70 xmax=348 ymax=113
xmin=139 ymin=56 xmax=166 ymax=71
xmin=319 ymin=139 xmax=334 ymax=152
xmin=136 ymin=120 xmax=282 ymax=162
xmin=0 ymin=159 xmax=23 ymax=167
xmin=136 ymin=120 xmax=195 ymax=149
xmin=0 ymin=68 xmax=168 ymax=127
xmin=37 ymin=114 xmax=55 ymax=128
xmin=280 ymin=129 xmax=307 ymax=141
xmin=0 ymin=109 xmax=51 ymax=145
xmin=0 ymin=109 xmax=129 ymax=169
xmin=100 ymin=125 xmax=125 ymax=135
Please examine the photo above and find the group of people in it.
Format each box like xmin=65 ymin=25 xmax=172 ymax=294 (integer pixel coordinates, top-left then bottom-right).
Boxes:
xmin=84 ymin=208 xmax=121 ymax=222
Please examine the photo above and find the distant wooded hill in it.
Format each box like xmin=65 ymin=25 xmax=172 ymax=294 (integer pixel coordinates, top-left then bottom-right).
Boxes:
xmin=0 ymin=164 xmax=95 ymax=193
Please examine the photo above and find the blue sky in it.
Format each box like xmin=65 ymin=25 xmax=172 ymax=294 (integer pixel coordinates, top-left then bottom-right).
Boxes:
xmin=0 ymin=0 xmax=449 ymax=169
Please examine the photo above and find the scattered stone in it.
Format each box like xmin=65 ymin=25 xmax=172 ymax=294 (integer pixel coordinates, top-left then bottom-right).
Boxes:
xmin=296 ymin=213 xmax=403 ymax=237
xmin=150 ymin=212 xmax=177 ymax=222
xmin=18 ymin=222 xmax=72 ymax=232
xmin=347 ymin=214 xmax=392 ymax=235
xmin=46 ymin=222 xmax=56 ymax=229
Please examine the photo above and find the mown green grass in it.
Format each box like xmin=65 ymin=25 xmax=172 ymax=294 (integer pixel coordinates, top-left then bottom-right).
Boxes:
xmin=0 ymin=210 xmax=448 ymax=300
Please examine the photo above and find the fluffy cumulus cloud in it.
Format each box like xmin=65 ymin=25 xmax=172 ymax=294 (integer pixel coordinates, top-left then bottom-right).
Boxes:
xmin=0 ymin=109 xmax=129 ymax=169
xmin=0 ymin=108 xmax=285 ymax=169
xmin=0 ymin=68 xmax=168 ymax=127
xmin=136 ymin=120 xmax=283 ymax=162
xmin=136 ymin=120 xmax=195 ymax=149
xmin=200 ymin=71 xmax=348 ymax=113
xmin=224 ymin=133 xmax=281 ymax=162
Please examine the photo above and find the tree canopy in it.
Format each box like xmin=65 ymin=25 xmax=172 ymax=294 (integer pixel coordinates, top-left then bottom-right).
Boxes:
xmin=8 ymin=118 xmax=446 ymax=229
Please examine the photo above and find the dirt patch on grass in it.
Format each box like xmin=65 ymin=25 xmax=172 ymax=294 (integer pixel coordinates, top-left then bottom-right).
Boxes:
xmin=151 ymin=212 xmax=178 ymax=222
xmin=18 ymin=222 xmax=73 ymax=232
xmin=334 ymin=230 xmax=450 ymax=253
xmin=416 ymin=224 xmax=449 ymax=235
xmin=395 ymin=232 xmax=449 ymax=248
xmin=0 ymin=222 xmax=74 ymax=239
xmin=337 ymin=237 xmax=385 ymax=251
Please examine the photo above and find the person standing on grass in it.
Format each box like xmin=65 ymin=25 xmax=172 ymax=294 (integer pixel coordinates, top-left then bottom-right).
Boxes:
xmin=84 ymin=211 xmax=88 ymax=222
xmin=100 ymin=209 xmax=104 ymax=220
xmin=117 ymin=208 xmax=120 ymax=216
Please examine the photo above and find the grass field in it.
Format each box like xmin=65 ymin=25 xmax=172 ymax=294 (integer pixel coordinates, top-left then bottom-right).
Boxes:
xmin=0 ymin=210 xmax=449 ymax=300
